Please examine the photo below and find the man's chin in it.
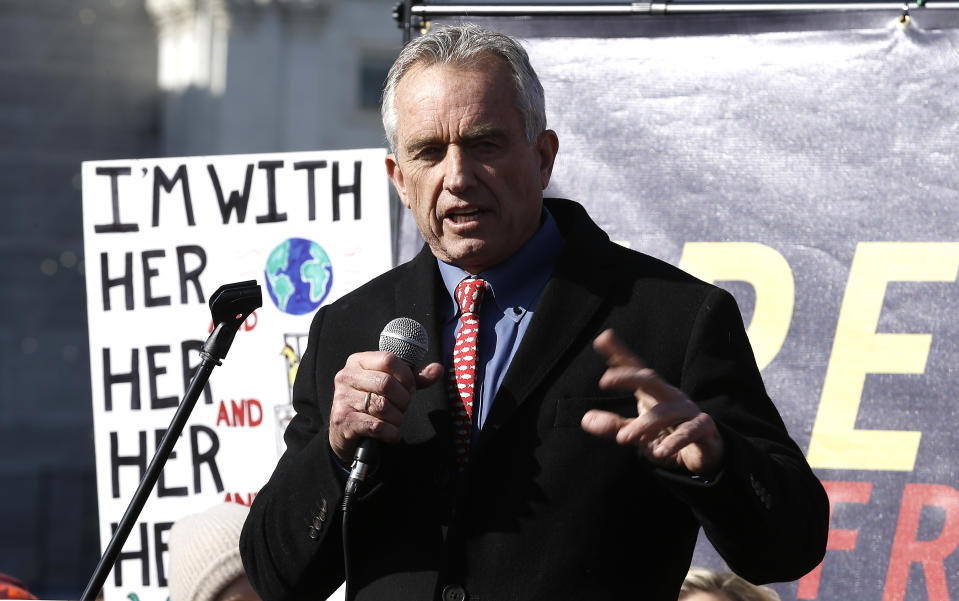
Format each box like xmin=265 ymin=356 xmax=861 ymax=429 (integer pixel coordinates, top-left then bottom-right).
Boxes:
xmin=434 ymin=242 xmax=500 ymax=274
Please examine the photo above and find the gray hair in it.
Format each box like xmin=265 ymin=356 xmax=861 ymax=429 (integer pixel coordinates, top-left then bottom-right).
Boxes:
xmin=381 ymin=23 xmax=547 ymax=154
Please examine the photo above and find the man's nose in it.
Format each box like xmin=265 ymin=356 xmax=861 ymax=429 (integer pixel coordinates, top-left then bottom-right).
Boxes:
xmin=443 ymin=146 xmax=477 ymax=194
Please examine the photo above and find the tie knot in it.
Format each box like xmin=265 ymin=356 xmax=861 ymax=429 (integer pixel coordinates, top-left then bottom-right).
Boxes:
xmin=455 ymin=277 xmax=487 ymax=315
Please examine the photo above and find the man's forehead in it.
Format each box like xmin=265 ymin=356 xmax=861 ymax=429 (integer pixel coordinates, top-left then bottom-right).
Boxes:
xmin=394 ymin=58 xmax=519 ymax=143
xmin=396 ymin=54 xmax=513 ymax=99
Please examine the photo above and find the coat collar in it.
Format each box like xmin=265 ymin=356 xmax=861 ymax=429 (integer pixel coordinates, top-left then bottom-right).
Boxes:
xmin=392 ymin=246 xmax=454 ymax=447
xmin=480 ymin=198 xmax=618 ymax=440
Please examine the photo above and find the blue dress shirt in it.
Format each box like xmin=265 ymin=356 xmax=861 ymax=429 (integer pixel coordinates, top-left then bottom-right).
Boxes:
xmin=437 ymin=208 xmax=565 ymax=443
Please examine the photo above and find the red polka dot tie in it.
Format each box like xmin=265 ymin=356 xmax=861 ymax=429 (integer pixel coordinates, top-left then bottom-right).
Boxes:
xmin=448 ymin=277 xmax=487 ymax=470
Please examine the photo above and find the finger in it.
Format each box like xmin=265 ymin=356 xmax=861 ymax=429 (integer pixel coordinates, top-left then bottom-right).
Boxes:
xmin=360 ymin=351 xmax=420 ymax=393
xmin=360 ymin=392 xmax=405 ymax=426
xmin=609 ymin=400 xmax=699 ymax=445
xmin=593 ymin=329 xmax=645 ymax=369
xmin=581 ymin=409 xmax=633 ymax=440
xmin=330 ymin=392 xmax=407 ymax=464
xmin=329 ymin=408 xmax=398 ymax=466
xmin=365 ymin=371 xmax=415 ymax=412
xmin=598 ymin=366 xmax=684 ymax=404
xmin=416 ymin=362 xmax=445 ymax=389
xmin=650 ymin=415 xmax=704 ymax=458
xmin=651 ymin=412 xmax=719 ymax=457
xmin=652 ymin=413 xmax=725 ymax=476
xmin=337 ymin=362 xmax=415 ymax=413
xmin=345 ymin=410 xmax=403 ymax=445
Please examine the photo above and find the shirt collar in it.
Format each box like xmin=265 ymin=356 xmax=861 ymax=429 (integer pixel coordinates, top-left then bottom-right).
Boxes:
xmin=437 ymin=207 xmax=564 ymax=320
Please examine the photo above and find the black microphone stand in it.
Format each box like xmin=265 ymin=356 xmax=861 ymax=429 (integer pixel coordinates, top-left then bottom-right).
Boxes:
xmin=80 ymin=280 xmax=262 ymax=601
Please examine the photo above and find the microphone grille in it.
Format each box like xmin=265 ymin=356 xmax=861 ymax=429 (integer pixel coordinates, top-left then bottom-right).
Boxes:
xmin=379 ymin=317 xmax=429 ymax=367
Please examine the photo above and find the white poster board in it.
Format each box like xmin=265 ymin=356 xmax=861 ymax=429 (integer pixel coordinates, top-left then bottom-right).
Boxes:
xmin=82 ymin=148 xmax=391 ymax=601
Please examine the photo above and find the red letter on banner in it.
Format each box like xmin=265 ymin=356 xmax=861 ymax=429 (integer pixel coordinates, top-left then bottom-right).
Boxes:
xmin=883 ymin=484 xmax=959 ymax=601
xmin=797 ymin=481 xmax=872 ymax=599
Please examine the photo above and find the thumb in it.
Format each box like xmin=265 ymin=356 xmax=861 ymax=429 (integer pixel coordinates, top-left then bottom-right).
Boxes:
xmin=415 ymin=362 xmax=446 ymax=389
xmin=581 ymin=409 xmax=631 ymax=440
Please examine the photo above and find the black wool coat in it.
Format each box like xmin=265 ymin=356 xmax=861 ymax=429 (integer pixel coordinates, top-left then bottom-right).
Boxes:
xmin=240 ymin=198 xmax=828 ymax=601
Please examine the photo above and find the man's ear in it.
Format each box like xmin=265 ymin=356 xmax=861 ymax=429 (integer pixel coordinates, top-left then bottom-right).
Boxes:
xmin=385 ymin=153 xmax=411 ymax=208
xmin=535 ymin=129 xmax=560 ymax=190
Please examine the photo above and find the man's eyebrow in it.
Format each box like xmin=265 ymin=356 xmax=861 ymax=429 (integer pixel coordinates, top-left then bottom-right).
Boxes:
xmin=460 ymin=125 xmax=508 ymax=142
xmin=403 ymin=126 xmax=509 ymax=155
xmin=404 ymin=135 xmax=442 ymax=155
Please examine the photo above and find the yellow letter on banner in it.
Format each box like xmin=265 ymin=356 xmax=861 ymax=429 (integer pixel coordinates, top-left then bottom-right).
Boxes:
xmin=807 ymin=242 xmax=959 ymax=471
xmin=678 ymin=242 xmax=794 ymax=371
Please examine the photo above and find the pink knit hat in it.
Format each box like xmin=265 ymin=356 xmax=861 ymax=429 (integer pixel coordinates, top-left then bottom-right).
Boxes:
xmin=168 ymin=502 xmax=250 ymax=601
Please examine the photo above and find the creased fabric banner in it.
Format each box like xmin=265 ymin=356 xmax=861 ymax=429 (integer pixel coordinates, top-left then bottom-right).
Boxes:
xmin=399 ymin=16 xmax=959 ymax=601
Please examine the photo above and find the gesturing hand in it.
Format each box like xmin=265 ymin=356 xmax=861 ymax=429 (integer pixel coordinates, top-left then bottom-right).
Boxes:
xmin=580 ymin=329 xmax=724 ymax=477
xmin=329 ymin=351 xmax=444 ymax=466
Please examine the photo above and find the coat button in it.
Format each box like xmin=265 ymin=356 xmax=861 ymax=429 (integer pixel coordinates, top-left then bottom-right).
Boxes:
xmin=441 ymin=584 xmax=466 ymax=601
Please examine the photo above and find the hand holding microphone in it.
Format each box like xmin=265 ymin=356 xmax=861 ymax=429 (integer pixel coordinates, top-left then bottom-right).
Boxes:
xmin=336 ymin=318 xmax=443 ymax=595
xmin=328 ymin=318 xmax=444 ymax=469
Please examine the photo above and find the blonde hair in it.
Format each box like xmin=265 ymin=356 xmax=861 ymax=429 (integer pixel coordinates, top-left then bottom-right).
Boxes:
xmin=679 ymin=567 xmax=781 ymax=601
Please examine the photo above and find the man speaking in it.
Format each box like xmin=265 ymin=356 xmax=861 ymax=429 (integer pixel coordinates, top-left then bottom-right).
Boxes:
xmin=240 ymin=24 xmax=828 ymax=601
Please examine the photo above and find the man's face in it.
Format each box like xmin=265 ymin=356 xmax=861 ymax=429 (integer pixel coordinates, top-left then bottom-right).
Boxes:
xmin=386 ymin=56 xmax=558 ymax=274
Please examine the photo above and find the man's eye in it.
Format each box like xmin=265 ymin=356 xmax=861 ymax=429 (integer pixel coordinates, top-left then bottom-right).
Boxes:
xmin=417 ymin=147 xmax=443 ymax=159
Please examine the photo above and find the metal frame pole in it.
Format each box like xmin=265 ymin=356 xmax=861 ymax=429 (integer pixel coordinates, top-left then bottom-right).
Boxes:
xmin=406 ymin=1 xmax=959 ymax=17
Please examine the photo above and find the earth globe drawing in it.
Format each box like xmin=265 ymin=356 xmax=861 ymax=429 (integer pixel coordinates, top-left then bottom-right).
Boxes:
xmin=264 ymin=237 xmax=334 ymax=315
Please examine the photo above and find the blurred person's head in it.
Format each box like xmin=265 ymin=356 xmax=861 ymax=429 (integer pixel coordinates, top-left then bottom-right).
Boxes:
xmin=168 ymin=502 xmax=260 ymax=601
xmin=0 ymin=574 xmax=37 ymax=600
xmin=679 ymin=567 xmax=781 ymax=601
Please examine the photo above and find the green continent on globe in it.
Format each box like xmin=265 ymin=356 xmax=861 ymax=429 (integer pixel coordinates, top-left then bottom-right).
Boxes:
xmin=266 ymin=240 xmax=295 ymax=311
xmin=301 ymin=242 xmax=332 ymax=303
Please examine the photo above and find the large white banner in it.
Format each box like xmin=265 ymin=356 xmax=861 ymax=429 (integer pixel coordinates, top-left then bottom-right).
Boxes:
xmin=82 ymin=148 xmax=390 ymax=601
xmin=396 ymin=13 xmax=959 ymax=601
xmin=521 ymin=17 xmax=959 ymax=601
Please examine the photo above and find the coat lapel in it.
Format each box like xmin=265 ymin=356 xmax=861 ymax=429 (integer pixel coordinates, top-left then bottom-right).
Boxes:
xmin=480 ymin=199 xmax=618 ymax=439
xmin=392 ymin=245 xmax=453 ymax=446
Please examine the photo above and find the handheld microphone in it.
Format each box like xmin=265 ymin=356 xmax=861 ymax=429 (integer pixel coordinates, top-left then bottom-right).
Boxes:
xmin=346 ymin=317 xmax=428 ymax=495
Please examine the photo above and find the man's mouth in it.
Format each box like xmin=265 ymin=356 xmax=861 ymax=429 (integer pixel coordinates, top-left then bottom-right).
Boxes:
xmin=446 ymin=209 xmax=483 ymax=224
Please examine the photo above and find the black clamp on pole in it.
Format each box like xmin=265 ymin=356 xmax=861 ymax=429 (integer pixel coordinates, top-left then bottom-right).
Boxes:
xmin=80 ymin=280 xmax=262 ymax=601
xmin=393 ymin=0 xmax=422 ymax=44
